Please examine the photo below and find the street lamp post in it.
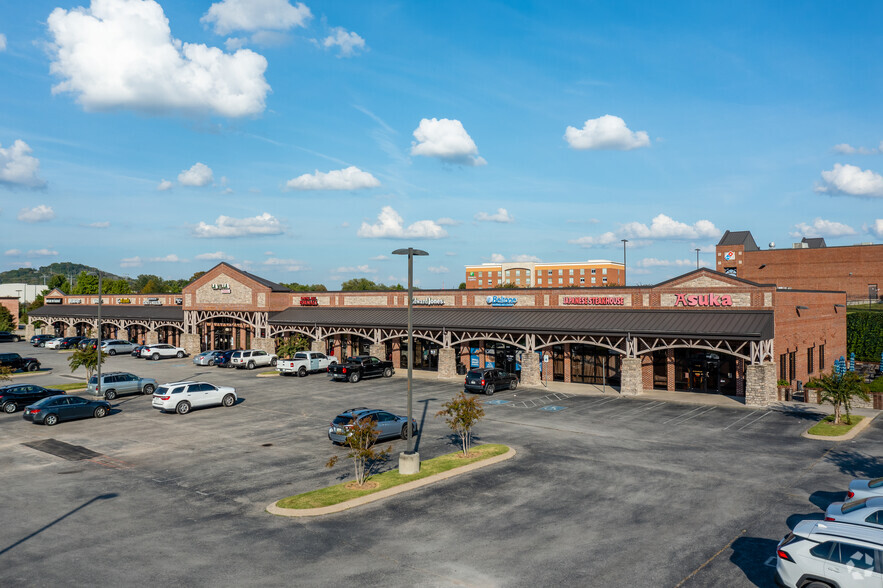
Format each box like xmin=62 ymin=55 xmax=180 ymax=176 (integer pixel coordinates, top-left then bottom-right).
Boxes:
xmin=89 ymin=271 xmax=103 ymax=398
xmin=621 ymin=239 xmax=628 ymax=286
xmin=392 ymin=247 xmax=428 ymax=475
xmin=695 ymin=248 xmax=701 ymax=270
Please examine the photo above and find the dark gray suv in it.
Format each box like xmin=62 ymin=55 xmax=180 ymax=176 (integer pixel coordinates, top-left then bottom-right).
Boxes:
xmin=87 ymin=372 xmax=157 ymax=400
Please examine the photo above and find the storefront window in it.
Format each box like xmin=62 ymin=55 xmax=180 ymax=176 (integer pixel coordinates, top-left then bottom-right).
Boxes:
xmin=571 ymin=344 xmax=620 ymax=385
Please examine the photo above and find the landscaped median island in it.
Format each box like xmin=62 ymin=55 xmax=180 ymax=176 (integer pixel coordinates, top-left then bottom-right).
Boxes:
xmin=807 ymin=415 xmax=864 ymax=436
xmin=268 ymin=444 xmax=513 ymax=516
xmin=55 ymin=382 xmax=88 ymax=391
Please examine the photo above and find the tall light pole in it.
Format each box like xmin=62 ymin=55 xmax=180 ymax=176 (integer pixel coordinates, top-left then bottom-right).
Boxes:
xmin=695 ymin=248 xmax=701 ymax=270
xmin=392 ymin=247 xmax=428 ymax=474
xmin=89 ymin=271 xmax=103 ymax=398
xmin=621 ymin=239 xmax=628 ymax=286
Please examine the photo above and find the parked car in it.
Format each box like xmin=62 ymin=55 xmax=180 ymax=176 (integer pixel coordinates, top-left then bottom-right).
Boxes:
xmin=463 ymin=367 xmax=518 ymax=396
xmin=0 ymin=331 xmax=22 ymax=343
xmin=328 ymin=407 xmax=417 ymax=444
xmin=140 ymin=344 xmax=187 ymax=361
xmin=151 ymin=381 xmax=237 ymax=414
xmin=230 ymin=349 xmax=278 ymax=370
xmin=23 ymin=395 xmax=111 ymax=426
xmin=43 ymin=338 xmax=65 ymax=349
xmin=78 ymin=338 xmax=97 ymax=351
xmin=826 ymin=497 xmax=883 ymax=528
xmin=0 ymin=384 xmax=65 ymax=413
xmin=131 ymin=344 xmax=148 ymax=357
xmin=193 ymin=350 xmax=223 ymax=366
xmin=0 ymin=352 xmax=40 ymax=373
xmin=214 ymin=349 xmax=241 ymax=368
xmin=775 ymin=519 xmax=883 ymax=587
xmin=31 ymin=334 xmax=56 ymax=347
xmin=277 ymin=351 xmax=336 ymax=376
xmin=58 ymin=336 xmax=85 ymax=349
xmin=328 ymin=356 xmax=395 ymax=383
xmin=846 ymin=478 xmax=883 ymax=502
xmin=100 ymin=340 xmax=137 ymax=356
xmin=87 ymin=371 xmax=157 ymax=400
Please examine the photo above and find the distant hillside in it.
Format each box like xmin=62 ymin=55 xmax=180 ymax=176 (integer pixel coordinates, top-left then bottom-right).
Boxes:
xmin=0 ymin=262 xmax=127 ymax=285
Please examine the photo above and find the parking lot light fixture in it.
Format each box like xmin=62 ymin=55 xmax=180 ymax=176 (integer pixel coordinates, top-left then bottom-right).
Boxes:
xmin=392 ymin=247 xmax=428 ymax=473
xmin=88 ymin=271 xmax=103 ymax=398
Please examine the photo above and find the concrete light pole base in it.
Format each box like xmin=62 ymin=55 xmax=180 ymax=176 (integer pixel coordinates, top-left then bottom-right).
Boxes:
xmin=398 ymin=451 xmax=420 ymax=475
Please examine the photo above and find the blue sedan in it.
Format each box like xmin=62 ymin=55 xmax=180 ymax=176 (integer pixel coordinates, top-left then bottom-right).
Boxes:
xmin=23 ymin=395 xmax=111 ymax=426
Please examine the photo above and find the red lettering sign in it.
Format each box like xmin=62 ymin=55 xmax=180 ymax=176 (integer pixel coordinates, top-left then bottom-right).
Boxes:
xmin=300 ymin=296 xmax=319 ymax=306
xmin=562 ymin=296 xmax=624 ymax=306
xmin=674 ymin=293 xmax=733 ymax=307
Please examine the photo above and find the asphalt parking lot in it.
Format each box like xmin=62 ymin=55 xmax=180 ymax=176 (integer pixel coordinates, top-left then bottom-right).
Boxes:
xmin=1 ymin=342 xmax=880 ymax=587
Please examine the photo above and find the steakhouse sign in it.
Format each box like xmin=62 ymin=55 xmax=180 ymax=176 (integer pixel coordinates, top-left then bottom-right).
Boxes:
xmin=562 ymin=296 xmax=624 ymax=306
xmin=674 ymin=293 xmax=733 ymax=307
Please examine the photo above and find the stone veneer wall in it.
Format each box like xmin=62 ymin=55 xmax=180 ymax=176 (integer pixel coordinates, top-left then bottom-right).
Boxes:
xmin=620 ymin=357 xmax=643 ymax=395
xmin=252 ymin=337 xmax=276 ymax=356
xmin=745 ymin=362 xmax=776 ymax=406
xmin=437 ymin=348 xmax=456 ymax=379
xmin=181 ymin=333 xmax=200 ymax=356
xmin=521 ymin=352 xmax=540 ymax=386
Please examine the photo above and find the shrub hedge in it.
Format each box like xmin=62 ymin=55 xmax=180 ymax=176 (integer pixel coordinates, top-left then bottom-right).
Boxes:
xmin=847 ymin=313 xmax=883 ymax=362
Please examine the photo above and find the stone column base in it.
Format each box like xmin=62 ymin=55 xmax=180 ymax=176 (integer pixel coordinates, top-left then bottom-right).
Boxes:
xmin=369 ymin=343 xmax=386 ymax=360
xmin=253 ymin=337 xmax=275 ymax=355
xmin=145 ymin=330 xmax=159 ymax=345
xmin=437 ymin=347 xmax=457 ymax=379
xmin=620 ymin=357 xmax=643 ymax=396
xmin=745 ymin=362 xmax=777 ymax=407
xmin=181 ymin=333 xmax=200 ymax=356
xmin=521 ymin=352 xmax=540 ymax=386
xmin=25 ymin=323 xmax=35 ymax=340
xmin=311 ymin=339 xmax=324 ymax=354
xmin=65 ymin=326 xmax=77 ymax=337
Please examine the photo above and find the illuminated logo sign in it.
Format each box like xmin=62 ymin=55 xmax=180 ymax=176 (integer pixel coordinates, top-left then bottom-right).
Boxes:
xmin=674 ymin=293 xmax=733 ymax=307
xmin=118 ymin=298 xmax=131 ymax=304
xmin=174 ymin=297 xmax=183 ymax=305
xmin=562 ymin=296 xmax=624 ymax=306
xmin=68 ymin=298 xmax=83 ymax=304
xmin=724 ymin=251 xmax=735 ymax=261
xmin=90 ymin=297 xmax=107 ymax=304
xmin=211 ymin=283 xmax=231 ymax=294
xmin=144 ymin=297 xmax=163 ymax=306
xmin=412 ymin=297 xmax=444 ymax=306
xmin=486 ymin=295 xmax=517 ymax=307
xmin=300 ymin=296 xmax=319 ymax=306
xmin=45 ymin=298 xmax=62 ymax=304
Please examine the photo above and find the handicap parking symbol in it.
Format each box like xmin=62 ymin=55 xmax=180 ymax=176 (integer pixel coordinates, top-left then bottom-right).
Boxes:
xmin=486 ymin=399 xmax=511 ymax=405
xmin=539 ymin=405 xmax=566 ymax=412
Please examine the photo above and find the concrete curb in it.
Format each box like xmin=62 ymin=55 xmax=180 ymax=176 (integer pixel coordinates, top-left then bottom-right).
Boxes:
xmin=9 ymin=369 xmax=53 ymax=379
xmin=256 ymin=372 xmax=280 ymax=378
xmin=802 ymin=413 xmax=878 ymax=441
xmin=266 ymin=447 xmax=517 ymax=518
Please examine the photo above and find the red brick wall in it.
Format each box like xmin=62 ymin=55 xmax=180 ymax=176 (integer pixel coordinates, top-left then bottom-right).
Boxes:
xmin=774 ymin=290 xmax=847 ymax=385
xmin=0 ymin=298 xmax=19 ymax=328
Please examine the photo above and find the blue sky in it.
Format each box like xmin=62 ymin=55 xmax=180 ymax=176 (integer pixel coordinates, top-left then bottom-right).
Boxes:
xmin=1 ymin=0 xmax=882 ymax=288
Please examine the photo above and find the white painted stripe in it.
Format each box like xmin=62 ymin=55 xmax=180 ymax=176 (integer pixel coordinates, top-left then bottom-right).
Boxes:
xmin=616 ymin=400 xmax=666 ymax=417
xmin=723 ymin=410 xmax=759 ymax=430
xmin=737 ymin=411 xmax=772 ymax=431
xmin=676 ymin=406 xmax=716 ymax=423
xmin=662 ymin=405 xmax=707 ymax=424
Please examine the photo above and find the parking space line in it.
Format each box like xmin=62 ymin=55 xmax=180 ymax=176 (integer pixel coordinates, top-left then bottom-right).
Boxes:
xmin=661 ymin=405 xmax=707 ymax=424
xmin=722 ymin=410 xmax=759 ymax=430
xmin=615 ymin=400 xmax=666 ymax=417
xmin=676 ymin=406 xmax=716 ymax=424
xmin=736 ymin=411 xmax=772 ymax=431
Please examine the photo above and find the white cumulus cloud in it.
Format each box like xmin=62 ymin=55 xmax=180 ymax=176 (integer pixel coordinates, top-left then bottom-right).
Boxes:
xmin=489 ymin=253 xmax=541 ymax=263
xmin=178 ymin=162 xmax=214 ymax=187
xmin=286 ymin=166 xmax=379 ymax=190
xmin=4 ymin=249 xmax=21 ymax=256
xmin=816 ymin=163 xmax=883 ymax=197
xmin=411 ymin=118 xmax=487 ymax=166
xmin=263 ymin=257 xmax=306 ymax=271
xmin=28 ymin=249 xmax=59 ymax=257
xmin=871 ymin=219 xmax=883 ymax=238
xmin=0 ymin=34 xmax=6 ymax=51
xmin=435 ymin=217 xmax=460 ymax=226
xmin=568 ymin=232 xmax=619 ymax=247
xmin=427 ymin=265 xmax=449 ymax=274
xmin=620 ymin=214 xmax=720 ymax=240
xmin=475 ymin=208 xmax=514 ymax=223
xmin=86 ymin=221 xmax=110 ymax=228
xmin=202 ymin=0 xmax=311 ymax=35
xmin=370 ymin=255 xmax=389 ymax=261
xmin=357 ymin=206 xmax=448 ymax=239
xmin=149 ymin=254 xmax=187 ymax=262
xmin=322 ymin=27 xmax=366 ymax=57
xmin=564 ymin=115 xmax=650 ymax=150
xmin=332 ymin=265 xmax=377 ymax=274
xmin=0 ymin=140 xmax=46 ymax=187
xmin=635 ymin=258 xmax=694 ymax=268
xmin=157 ymin=179 xmax=173 ymax=191
xmin=193 ymin=212 xmax=284 ymax=238
xmin=790 ymin=218 xmax=857 ymax=238
xmin=47 ymin=0 xmax=270 ymax=118
xmin=195 ymin=251 xmax=233 ymax=260
xmin=18 ymin=205 xmax=55 ymax=223
xmin=833 ymin=142 xmax=882 ymax=155
xmin=120 ymin=256 xmax=143 ymax=268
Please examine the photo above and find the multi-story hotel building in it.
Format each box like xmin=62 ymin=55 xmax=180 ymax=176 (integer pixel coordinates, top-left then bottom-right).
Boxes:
xmin=465 ymin=260 xmax=624 ymax=289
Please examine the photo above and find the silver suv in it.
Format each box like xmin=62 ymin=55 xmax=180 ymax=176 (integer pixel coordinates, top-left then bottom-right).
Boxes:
xmin=230 ymin=349 xmax=277 ymax=370
xmin=87 ymin=372 xmax=158 ymax=401
xmin=776 ymin=519 xmax=883 ymax=587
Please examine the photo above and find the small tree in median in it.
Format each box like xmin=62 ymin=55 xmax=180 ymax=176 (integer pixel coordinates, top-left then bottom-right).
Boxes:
xmin=326 ymin=416 xmax=392 ymax=486
xmin=68 ymin=347 xmax=106 ymax=381
xmin=437 ymin=392 xmax=485 ymax=456
xmin=0 ymin=365 xmax=11 ymax=383
xmin=808 ymin=370 xmax=870 ymax=425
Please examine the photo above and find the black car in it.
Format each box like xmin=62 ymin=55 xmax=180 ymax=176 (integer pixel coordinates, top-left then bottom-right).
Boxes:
xmin=59 ymin=336 xmax=85 ymax=349
xmin=328 ymin=356 xmax=395 ymax=382
xmin=0 ymin=331 xmax=22 ymax=343
xmin=464 ymin=368 xmax=518 ymax=396
xmin=131 ymin=344 xmax=147 ymax=357
xmin=0 ymin=384 xmax=65 ymax=413
xmin=31 ymin=334 xmax=57 ymax=347
xmin=23 ymin=395 xmax=111 ymax=426
xmin=214 ymin=349 xmax=241 ymax=368
xmin=78 ymin=338 xmax=97 ymax=351
xmin=0 ymin=352 xmax=41 ymax=373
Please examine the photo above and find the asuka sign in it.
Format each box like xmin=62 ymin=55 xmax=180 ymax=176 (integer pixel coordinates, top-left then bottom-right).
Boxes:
xmin=562 ymin=296 xmax=624 ymax=306
xmin=674 ymin=293 xmax=733 ymax=307
xmin=486 ymin=295 xmax=517 ymax=307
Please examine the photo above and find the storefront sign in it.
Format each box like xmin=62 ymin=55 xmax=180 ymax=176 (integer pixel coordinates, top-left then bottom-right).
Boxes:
xmin=674 ymin=293 xmax=733 ymax=307
xmin=562 ymin=296 xmax=624 ymax=306
xmin=724 ymin=251 xmax=736 ymax=261
xmin=144 ymin=297 xmax=163 ymax=306
xmin=412 ymin=297 xmax=444 ymax=306
xmin=69 ymin=298 xmax=83 ymax=304
xmin=486 ymin=295 xmax=517 ymax=307
xmin=89 ymin=297 xmax=107 ymax=304
xmin=117 ymin=298 xmax=131 ymax=304
xmin=174 ymin=297 xmax=183 ymax=305
xmin=45 ymin=298 xmax=62 ymax=304
xmin=300 ymin=296 xmax=319 ymax=306
xmin=211 ymin=283 xmax=231 ymax=294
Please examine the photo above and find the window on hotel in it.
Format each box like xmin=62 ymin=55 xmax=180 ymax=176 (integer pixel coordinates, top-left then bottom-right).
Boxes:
xmin=558 ymin=278 xmax=563 ymax=284
xmin=569 ymin=269 xmax=574 ymax=275
xmin=547 ymin=270 xmax=552 ymax=276
xmin=580 ymin=269 xmax=585 ymax=275
xmin=591 ymin=269 xmax=596 ymax=275
xmin=819 ymin=344 xmax=825 ymax=371
xmin=591 ymin=278 xmax=596 ymax=284
xmin=478 ymin=279 xmax=483 ymax=286
xmin=537 ymin=278 xmax=542 ymax=285
xmin=602 ymin=268 xmax=607 ymax=275
xmin=788 ymin=351 xmax=796 ymax=381
xmin=602 ymin=277 xmax=607 ymax=283
xmin=779 ymin=354 xmax=787 ymax=381
xmin=807 ymin=347 xmax=814 ymax=374
xmin=569 ymin=277 xmax=574 ymax=284
xmin=580 ymin=277 xmax=585 ymax=283
xmin=558 ymin=270 xmax=563 ymax=276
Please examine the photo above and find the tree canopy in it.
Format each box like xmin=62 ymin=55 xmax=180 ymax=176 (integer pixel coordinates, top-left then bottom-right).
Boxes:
xmin=340 ymin=277 xmax=406 ymax=291
xmin=281 ymin=282 xmax=328 ymax=292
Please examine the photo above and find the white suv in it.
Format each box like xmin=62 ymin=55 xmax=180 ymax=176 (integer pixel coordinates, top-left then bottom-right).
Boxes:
xmin=152 ymin=381 xmax=237 ymax=415
xmin=140 ymin=344 xmax=187 ymax=361
xmin=230 ymin=349 xmax=277 ymax=370
xmin=776 ymin=520 xmax=883 ymax=587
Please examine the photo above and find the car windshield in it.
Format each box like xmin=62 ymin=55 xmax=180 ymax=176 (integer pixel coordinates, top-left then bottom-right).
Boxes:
xmin=31 ymin=396 xmax=58 ymax=407
xmin=842 ymin=498 xmax=871 ymax=514
xmin=89 ymin=376 xmax=98 ymax=384
xmin=466 ymin=371 xmax=484 ymax=379
xmin=294 ymin=353 xmax=307 ymax=359
xmin=869 ymin=478 xmax=883 ymax=489
xmin=332 ymin=415 xmax=353 ymax=425
xmin=155 ymin=386 xmax=169 ymax=395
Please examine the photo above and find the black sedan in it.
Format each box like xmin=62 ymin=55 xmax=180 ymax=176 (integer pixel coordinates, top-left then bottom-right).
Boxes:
xmin=59 ymin=336 xmax=85 ymax=349
xmin=131 ymin=344 xmax=148 ymax=357
xmin=464 ymin=368 xmax=518 ymax=396
xmin=215 ymin=349 xmax=241 ymax=368
xmin=0 ymin=331 xmax=22 ymax=343
xmin=31 ymin=334 xmax=56 ymax=347
xmin=23 ymin=395 xmax=110 ymax=426
xmin=0 ymin=384 xmax=65 ymax=413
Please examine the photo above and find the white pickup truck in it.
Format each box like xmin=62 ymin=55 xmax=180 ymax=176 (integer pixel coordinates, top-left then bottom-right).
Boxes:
xmin=276 ymin=351 xmax=336 ymax=377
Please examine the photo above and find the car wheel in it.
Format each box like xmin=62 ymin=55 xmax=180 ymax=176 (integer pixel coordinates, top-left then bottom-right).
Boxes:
xmin=143 ymin=384 xmax=155 ymax=395
xmin=510 ymin=379 xmax=517 ymax=391
xmin=270 ymin=358 xmax=277 ymax=367
xmin=12 ymin=336 xmax=19 ymax=343
xmin=485 ymin=384 xmax=495 ymax=396
xmin=151 ymin=353 xmax=160 ymax=361
xmin=40 ymin=342 xmax=46 ymax=348
xmin=222 ymin=394 xmax=235 ymax=407
xmin=27 ymin=363 xmax=38 ymax=372
xmin=803 ymin=583 xmax=833 ymax=588
xmin=176 ymin=351 xmax=184 ymax=358
xmin=298 ymin=366 xmax=307 ymax=377
xmin=175 ymin=401 xmax=191 ymax=415
xmin=247 ymin=361 xmax=255 ymax=370
xmin=104 ymin=390 xmax=117 ymax=401
xmin=349 ymin=372 xmax=360 ymax=383
xmin=383 ymin=367 xmax=392 ymax=377
xmin=208 ymin=359 xmax=215 ymax=366
xmin=108 ymin=349 xmax=116 ymax=356
xmin=93 ymin=406 xmax=107 ymax=418
xmin=44 ymin=414 xmax=58 ymax=426
xmin=3 ymin=402 xmax=16 ymax=414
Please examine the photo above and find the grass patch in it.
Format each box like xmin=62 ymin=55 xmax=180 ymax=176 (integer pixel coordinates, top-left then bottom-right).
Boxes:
xmin=258 ymin=370 xmax=279 ymax=376
xmin=54 ymin=382 xmax=88 ymax=391
xmin=808 ymin=415 xmax=864 ymax=436
xmin=277 ymin=444 xmax=509 ymax=509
